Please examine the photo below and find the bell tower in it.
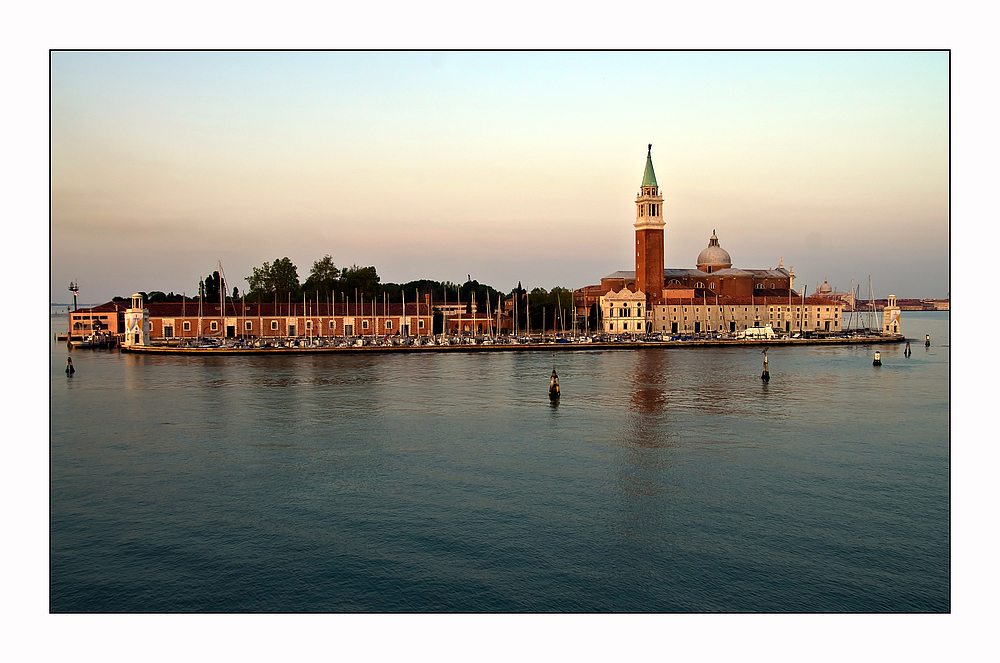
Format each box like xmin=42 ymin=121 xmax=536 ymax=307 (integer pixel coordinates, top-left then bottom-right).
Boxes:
xmin=635 ymin=144 xmax=665 ymax=303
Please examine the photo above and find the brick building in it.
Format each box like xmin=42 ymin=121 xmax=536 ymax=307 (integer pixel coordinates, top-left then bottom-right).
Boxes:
xmin=574 ymin=145 xmax=829 ymax=333
xmin=106 ymin=295 xmax=436 ymax=342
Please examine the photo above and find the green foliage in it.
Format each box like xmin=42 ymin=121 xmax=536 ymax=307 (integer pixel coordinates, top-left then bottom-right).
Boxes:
xmin=523 ymin=286 xmax=573 ymax=331
xmin=246 ymin=257 xmax=300 ymax=302
xmin=340 ymin=265 xmax=380 ymax=299
xmin=302 ymin=255 xmax=340 ymax=301
xmin=203 ymin=271 xmax=221 ymax=302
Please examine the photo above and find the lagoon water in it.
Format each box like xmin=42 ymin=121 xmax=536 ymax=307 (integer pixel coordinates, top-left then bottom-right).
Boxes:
xmin=50 ymin=312 xmax=949 ymax=612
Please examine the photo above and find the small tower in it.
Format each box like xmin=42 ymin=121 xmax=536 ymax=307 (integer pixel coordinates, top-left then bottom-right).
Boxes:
xmin=123 ymin=293 xmax=150 ymax=347
xmin=635 ymin=144 xmax=665 ymax=307
xmin=68 ymin=281 xmax=79 ymax=311
xmin=882 ymin=294 xmax=902 ymax=336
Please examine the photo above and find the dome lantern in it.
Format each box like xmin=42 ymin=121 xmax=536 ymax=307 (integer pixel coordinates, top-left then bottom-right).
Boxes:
xmin=696 ymin=230 xmax=732 ymax=273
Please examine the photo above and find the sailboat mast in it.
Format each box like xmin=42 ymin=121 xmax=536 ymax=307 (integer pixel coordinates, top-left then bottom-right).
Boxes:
xmin=219 ymin=260 xmax=224 ymax=338
xmin=526 ymin=291 xmax=530 ymax=338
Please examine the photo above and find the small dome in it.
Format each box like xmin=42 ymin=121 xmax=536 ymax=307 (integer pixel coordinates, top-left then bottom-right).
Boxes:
xmin=696 ymin=231 xmax=732 ymax=270
xmin=819 ymin=280 xmax=833 ymax=294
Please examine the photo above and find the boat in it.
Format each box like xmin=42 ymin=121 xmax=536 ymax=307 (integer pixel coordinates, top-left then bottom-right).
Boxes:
xmin=737 ymin=324 xmax=778 ymax=340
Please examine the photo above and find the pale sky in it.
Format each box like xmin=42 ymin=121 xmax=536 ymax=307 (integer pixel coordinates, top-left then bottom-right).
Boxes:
xmin=50 ymin=50 xmax=949 ymax=303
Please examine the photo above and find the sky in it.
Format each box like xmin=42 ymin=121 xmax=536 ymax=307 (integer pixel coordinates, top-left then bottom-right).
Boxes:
xmin=49 ymin=50 xmax=948 ymax=303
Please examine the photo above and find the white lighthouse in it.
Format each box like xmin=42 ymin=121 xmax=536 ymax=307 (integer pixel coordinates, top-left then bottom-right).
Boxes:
xmin=883 ymin=294 xmax=902 ymax=336
xmin=123 ymin=293 xmax=150 ymax=347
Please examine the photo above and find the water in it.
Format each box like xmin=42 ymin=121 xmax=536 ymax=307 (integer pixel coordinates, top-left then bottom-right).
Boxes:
xmin=50 ymin=312 xmax=949 ymax=612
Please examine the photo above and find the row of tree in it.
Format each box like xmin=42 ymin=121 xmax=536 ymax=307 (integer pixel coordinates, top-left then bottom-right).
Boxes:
xmin=117 ymin=255 xmax=589 ymax=333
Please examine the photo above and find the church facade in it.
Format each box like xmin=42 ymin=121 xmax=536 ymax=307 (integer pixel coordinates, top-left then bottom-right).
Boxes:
xmin=574 ymin=145 xmax=835 ymax=334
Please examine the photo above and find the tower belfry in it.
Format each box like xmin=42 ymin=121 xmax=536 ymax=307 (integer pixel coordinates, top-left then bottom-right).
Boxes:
xmin=635 ymin=144 xmax=665 ymax=305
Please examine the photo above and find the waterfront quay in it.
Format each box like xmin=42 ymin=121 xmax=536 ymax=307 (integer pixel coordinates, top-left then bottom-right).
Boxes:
xmin=120 ymin=334 xmax=905 ymax=355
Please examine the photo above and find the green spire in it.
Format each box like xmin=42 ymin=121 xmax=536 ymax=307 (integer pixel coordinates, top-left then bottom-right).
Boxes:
xmin=641 ymin=143 xmax=658 ymax=188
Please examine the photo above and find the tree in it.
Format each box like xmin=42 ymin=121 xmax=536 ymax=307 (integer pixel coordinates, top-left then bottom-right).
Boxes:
xmin=340 ymin=265 xmax=380 ymax=299
xmin=246 ymin=263 xmax=271 ymax=300
xmin=203 ymin=271 xmax=221 ymax=302
xmin=303 ymin=255 xmax=340 ymax=300
xmin=246 ymin=257 xmax=300 ymax=302
xmin=270 ymin=258 xmax=300 ymax=298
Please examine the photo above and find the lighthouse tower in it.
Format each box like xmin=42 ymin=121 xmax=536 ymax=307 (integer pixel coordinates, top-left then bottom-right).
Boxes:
xmin=123 ymin=293 xmax=150 ymax=347
xmin=635 ymin=144 xmax=665 ymax=305
xmin=883 ymin=294 xmax=902 ymax=336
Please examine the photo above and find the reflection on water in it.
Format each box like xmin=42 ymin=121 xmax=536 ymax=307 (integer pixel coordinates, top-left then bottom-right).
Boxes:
xmin=50 ymin=313 xmax=950 ymax=611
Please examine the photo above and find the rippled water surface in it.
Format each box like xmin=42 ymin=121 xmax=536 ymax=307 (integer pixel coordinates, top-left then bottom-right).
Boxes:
xmin=50 ymin=313 xmax=949 ymax=611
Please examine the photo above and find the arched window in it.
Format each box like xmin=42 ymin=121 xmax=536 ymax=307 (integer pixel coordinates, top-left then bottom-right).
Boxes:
xmin=696 ymin=282 xmax=704 ymax=288
xmin=709 ymin=283 xmax=716 ymax=290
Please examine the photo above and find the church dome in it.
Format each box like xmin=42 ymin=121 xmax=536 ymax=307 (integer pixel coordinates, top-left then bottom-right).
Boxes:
xmin=696 ymin=231 xmax=732 ymax=271
xmin=819 ymin=280 xmax=833 ymax=294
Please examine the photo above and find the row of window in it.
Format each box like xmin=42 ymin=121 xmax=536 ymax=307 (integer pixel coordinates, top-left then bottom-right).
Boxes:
xmin=639 ymin=203 xmax=660 ymax=217
xmin=169 ymin=319 xmax=425 ymax=332
xmin=665 ymin=279 xmax=784 ymax=291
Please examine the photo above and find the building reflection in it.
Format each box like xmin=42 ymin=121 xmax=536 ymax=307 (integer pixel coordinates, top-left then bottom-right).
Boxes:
xmin=607 ymin=350 xmax=678 ymax=538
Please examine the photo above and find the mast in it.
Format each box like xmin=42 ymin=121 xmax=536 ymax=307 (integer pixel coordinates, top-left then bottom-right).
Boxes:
xmin=801 ymin=286 xmax=807 ymax=334
xmin=513 ymin=288 xmax=517 ymax=337
xmin=868 ymin=275 xmax=876 ymax=334
xmin=526 ymin=291 xmax=530 ymax=338
xmin=219 ymin=260 xmax=224 ymax=338
xmin=847 ymin=279 xmax=854 ymax=331
xmin=198 ymin=279 xmax=203 ymax=341
xmin=556 ymin=295 xmax=562 ymax=337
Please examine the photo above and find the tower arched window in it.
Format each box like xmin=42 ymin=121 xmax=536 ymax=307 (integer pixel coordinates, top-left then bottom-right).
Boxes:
xmin=710 ymin=283 xmax=716 ymax=290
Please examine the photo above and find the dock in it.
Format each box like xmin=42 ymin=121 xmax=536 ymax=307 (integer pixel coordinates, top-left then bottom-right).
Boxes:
xmin=120 ymin=334 xmax=906 ymax=355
